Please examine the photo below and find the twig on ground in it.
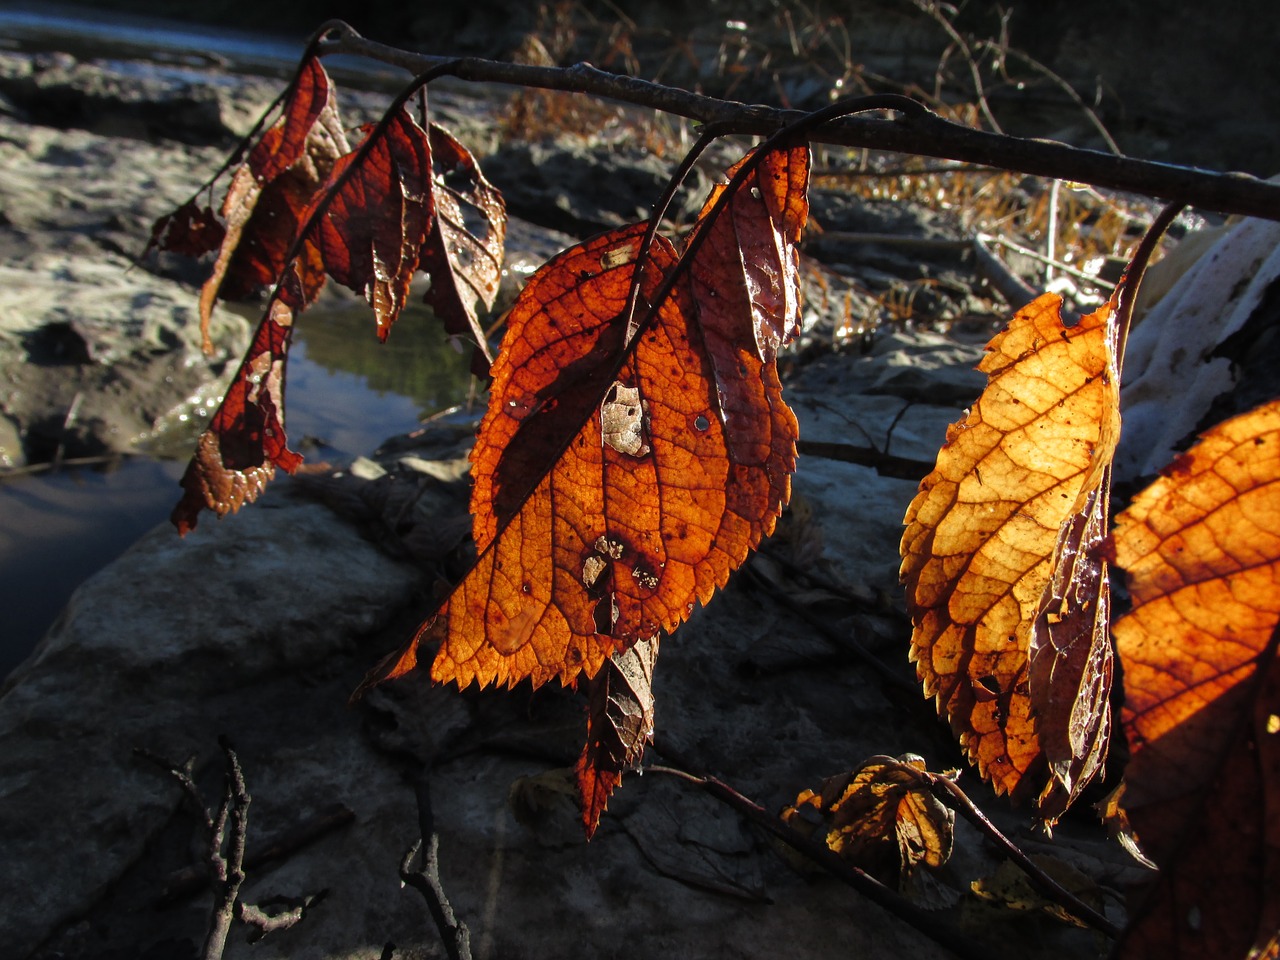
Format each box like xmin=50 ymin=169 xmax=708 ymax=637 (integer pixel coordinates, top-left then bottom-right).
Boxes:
xmin=645 ymin=759 xmax=989 ymax=960
xmin=138 ymin=738 xmax=327 ymax=958
xmin=399 ymin=771 xmax=472 ymax=960
xmin=158 ymin=802 xmax=355 ymax=905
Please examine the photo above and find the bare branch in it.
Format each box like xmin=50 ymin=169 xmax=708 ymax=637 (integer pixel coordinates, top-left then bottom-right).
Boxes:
xmin=865 ymin=755 xmax=1123 ymax=938
xmin=315 ymin=21 xmax=1280 ymax=223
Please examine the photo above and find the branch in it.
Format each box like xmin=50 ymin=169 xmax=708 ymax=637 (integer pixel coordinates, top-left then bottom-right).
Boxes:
xmin=315 ymin=21 xmax=1280 ymax=222
xmin=400 ymin=772 xmax=472 ymax=960
xmin=865 ymin=755 xmax=1123 ymax=938
xmin=646 ymin=760 xmax=988 ymax=960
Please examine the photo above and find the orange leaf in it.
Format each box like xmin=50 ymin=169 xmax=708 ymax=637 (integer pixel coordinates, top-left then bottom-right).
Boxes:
xmin=1111 ymin=398 xmax=1280 ymax=960
xmin=900 ymin=292 xmax=1119 ymax=804
xmin=371 ymin=144 xmax=808 ymax=692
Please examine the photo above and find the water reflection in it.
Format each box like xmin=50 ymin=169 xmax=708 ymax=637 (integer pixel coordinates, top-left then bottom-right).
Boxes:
xmin=1 ymin=299 xmax=480 ymax=680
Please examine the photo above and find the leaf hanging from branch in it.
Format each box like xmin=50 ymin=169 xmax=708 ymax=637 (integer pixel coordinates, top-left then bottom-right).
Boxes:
xmin=576 ymin=637 xmax=658 ymax=838
xmin=157 ymin=64 xmax=507 ymax=532
xmin=367 ymin=143 xmax=809 ymax=694
xmin=900 ymin=291 xmax=1120 ymax=809
xmin=171 ymin=296 xmax=301 ymax=534
xmin=1110 ymin=397 xmax=1280 ymax=960
xmin=420 ymin=123 xmax=507 ymax=374
xmin=780 ymin=754 xmax=955 ymax=884
xmin=147 ymin=55 xmax=349 ymax=347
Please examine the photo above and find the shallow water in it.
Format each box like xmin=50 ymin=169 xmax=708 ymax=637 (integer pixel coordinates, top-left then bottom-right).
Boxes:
xmin=0 ymin=302 xmax=477 ymax=679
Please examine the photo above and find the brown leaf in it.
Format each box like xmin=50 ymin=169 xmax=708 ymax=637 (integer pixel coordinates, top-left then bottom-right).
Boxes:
xmin=146 ymin=199 xmax=225 ymax=259
xmin=575 ymin=636 xmax=658 ymax=838
xmin=900 ymin=293 xmax=1119 ymax=804
xmin=369 ymin=144 xmax=808 ymax=692
xmin=780 ymin=755 xmax=954 ymax=883
xmin=420 ymin=123 xmax=507 ymax=374
xmin=171 ymin=297 xmax=301 ymax=533
xmin=1111 ymin=398 xmax=1280 ymax=960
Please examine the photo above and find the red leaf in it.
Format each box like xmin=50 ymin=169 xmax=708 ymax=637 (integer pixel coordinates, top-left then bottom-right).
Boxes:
xmin=306 ymin=111 xmax=435 ymax=339
xmin=171 ymin=296 xmax=302 ymax=534
xmin=146 ymin=199 xmax=225 ymax=259
xmin=192 ymin=57 xmax=349 ymax=344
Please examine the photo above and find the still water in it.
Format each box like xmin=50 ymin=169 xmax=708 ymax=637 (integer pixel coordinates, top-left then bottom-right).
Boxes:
xmin=0 ymin=302 xmax=478 ymax=679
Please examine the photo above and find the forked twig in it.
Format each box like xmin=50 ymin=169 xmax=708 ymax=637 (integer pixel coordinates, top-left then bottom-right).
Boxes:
xmin=399 ymin=772 xmax=472 ymax=960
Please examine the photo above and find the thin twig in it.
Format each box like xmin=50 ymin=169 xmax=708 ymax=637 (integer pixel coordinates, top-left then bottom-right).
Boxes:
xmin=399 ymin=772 xmax=472 ymax=960
xmin=864 ymin=755 xmax=1123 ymax=937
xmin=315 ymin=21 xmax=1280 ymax=222
xmin=158 ymin=803 xmax=355 ymax=905
xmin=645 ymin=762 xmax=989 ymax=960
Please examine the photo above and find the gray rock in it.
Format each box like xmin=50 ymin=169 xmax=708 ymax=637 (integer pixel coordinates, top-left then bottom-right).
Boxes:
xmin=0 ymin=325 xmax=1124 ymax=959
xmin=0 ymin=485 xmax=425 ymax=959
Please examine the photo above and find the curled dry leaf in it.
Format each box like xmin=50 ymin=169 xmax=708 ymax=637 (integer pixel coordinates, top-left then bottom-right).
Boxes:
xmin=369 ymin=144 xmax=808 ymax=693
xmin=576 ymin=637 xmax=658 ymax=838
xmin=1111 ymin=398 xmax=1280 ymax=960
xmin=900 ymin=292 xmax=1119 ymax=808
xmin=171 ymin=297 xmax=301 ymax=534
xmin=780 ymin=754 xmax=954 ymax=884
xmin=967 ymin=854 xmax=1103 ymax=928
xmin=420 ymin=123 xmax=507 ymax=374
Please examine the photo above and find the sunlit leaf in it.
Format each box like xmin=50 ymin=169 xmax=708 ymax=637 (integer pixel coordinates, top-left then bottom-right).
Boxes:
xmin=1111 ymin=397 xmax=1280 ymax=960
xmin=900 ymin=292 xmax=1119 ymax=805
xmin=420 ymin=123 xmax=506 ymax=373
xmin=369 ymin=144 xmax=808 ymax=693
xmin=780 ymin=754 xmax=954 ymax=883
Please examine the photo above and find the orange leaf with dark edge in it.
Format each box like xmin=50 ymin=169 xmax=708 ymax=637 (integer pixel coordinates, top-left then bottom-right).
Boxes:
xmin=419 ymin=123 xmax=506 ymax=374
xmin=171 ymin=294 xmax=302 ymax=534
xmin=1110 ymin=398 xmax=1280 ymax=960
xmin=305 ymin=111 xmax=435 ymax=340
xmin=368 ymin=143 xmax=808 ymax=693
xmin=576 ymin=637 xmax=658 ymax=838
xmin=900 ymin=292 xmax=1120 ymax=803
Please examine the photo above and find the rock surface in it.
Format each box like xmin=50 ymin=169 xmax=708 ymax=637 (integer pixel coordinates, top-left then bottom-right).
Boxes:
xmin=0 ymin=328 xmax=1140 ymax=960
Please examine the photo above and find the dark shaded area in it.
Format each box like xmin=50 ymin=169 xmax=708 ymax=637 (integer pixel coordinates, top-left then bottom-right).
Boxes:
xmin=58 ymin=0 xmax=1280 ymax=173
